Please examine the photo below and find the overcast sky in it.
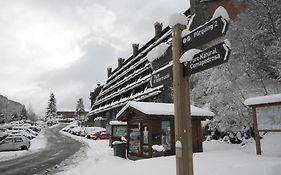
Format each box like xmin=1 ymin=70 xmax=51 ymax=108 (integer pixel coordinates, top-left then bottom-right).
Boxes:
xmin=0 ymin=0 xmax=188 ymax=116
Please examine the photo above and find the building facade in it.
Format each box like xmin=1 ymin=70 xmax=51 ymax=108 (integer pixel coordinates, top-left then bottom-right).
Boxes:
xmin=88 ymin=20 xmax=178 ymax=127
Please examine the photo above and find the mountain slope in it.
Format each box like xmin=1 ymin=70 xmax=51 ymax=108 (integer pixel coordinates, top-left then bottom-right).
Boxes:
xmin=0 ymin=94 xmax=23 ymax=121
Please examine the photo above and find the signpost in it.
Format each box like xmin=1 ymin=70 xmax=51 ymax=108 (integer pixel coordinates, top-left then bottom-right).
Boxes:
xmin=182 ymin=16 xmax=229 ymax=51
xmin=183 ymin=40 xmax=231 ymax=75
xmin=151 ymin=64 xmax=173 ymax=87
xmin=147 ymin=5 xmax=231 ymax=175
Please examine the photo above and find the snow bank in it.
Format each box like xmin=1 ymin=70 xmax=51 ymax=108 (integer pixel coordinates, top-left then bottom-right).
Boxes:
xmin=55 ymin=132 xmax=281 ymax=175
xmin=168 ymin=13 xmax=187 ymax=28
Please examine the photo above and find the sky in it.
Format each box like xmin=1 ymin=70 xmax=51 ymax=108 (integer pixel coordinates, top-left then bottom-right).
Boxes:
xmin=0 ymin=0 xmax=189 ymax=116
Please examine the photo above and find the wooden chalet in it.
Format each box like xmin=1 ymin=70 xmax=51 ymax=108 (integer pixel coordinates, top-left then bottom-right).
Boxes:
xmin=116 ymin=101 xmax=214 ymax=159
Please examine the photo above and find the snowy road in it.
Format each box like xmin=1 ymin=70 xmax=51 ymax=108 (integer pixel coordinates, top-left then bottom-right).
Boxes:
xmin=0 ymin=124 xmax=83 ymax=175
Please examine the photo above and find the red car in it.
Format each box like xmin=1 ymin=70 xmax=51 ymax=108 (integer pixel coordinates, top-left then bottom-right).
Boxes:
xmin=91 ymin=131 xmax=111 ymax=140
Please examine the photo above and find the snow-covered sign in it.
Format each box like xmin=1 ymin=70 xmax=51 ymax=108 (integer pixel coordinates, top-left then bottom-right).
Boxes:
xmin=182 ymin=6 xmax=229 ymax=52
xmin=182 ymin=39 xmax=231 ymax=75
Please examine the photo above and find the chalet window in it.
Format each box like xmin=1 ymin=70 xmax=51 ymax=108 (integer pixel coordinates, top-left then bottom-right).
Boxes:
xmin=161 ymin=121 xmax=171 ymax=151
xmin=129 ymin=126 xmax=141 ymax=155
xmin=112 ymin=125 xmax=127 ymax=137
xmin=142 ymin=125 xmax=149 ymax=156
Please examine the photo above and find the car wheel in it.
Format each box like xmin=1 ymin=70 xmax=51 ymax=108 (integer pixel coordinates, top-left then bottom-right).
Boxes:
xmin=21 ymin=146 xmax=28 ymax=150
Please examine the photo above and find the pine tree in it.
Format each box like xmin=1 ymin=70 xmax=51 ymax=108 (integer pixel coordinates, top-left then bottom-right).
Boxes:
xmin=76 ymin=98 xmax=85 ymax=116
xmin=46 ymin=93 xmax=57 ymax=121
xmin=20 ymin=106 xmax=28 ymax=120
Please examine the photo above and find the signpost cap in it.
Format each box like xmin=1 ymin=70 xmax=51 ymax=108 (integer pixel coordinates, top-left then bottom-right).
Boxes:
xmin=168 ymin=13 xmax=187 ymax=28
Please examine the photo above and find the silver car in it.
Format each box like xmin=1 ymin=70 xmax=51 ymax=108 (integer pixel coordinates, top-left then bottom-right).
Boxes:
xmin=0 ymin=136 xmax=31 ymax=151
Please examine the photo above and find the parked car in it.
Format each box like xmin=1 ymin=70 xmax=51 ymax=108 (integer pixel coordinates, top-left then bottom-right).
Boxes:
xmin=0 ymin=136 xmax=31 ymax=151
xmin=91 ymin=131 xmax=111 ymax=140
xmin=83 ymin=127 xmax=106 ymax=139
xmin=6 ymin=130 xmax=35 ymax=140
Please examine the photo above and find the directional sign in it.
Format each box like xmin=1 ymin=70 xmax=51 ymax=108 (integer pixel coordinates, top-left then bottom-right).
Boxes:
xmin=183 ymin=40 xmax=231 ymax=76
xmin=151 ymin=64 xmax=173 ymax=87
xmin=182 ymin=16 xmax=229 ymax=52
xmin=151 ymin=46 xmax=172 ymax=70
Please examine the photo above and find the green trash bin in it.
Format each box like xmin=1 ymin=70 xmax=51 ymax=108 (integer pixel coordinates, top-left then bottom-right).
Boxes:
xmin=113 ymin=141 xmax=127 ymax=158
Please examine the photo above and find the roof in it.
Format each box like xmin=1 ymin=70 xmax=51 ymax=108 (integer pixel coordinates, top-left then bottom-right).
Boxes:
xmin=244 ymin=93 xmax=281 ymax=106
xmin=116 ymin=101 xmax=215 ymax=120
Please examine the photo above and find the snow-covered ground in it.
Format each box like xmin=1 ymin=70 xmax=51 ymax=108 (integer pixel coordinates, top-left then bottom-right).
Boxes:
xmin=58 ymin=131 xmax=281 ymax=175
xmin=0 ymin=128 xmax=47 ymax=162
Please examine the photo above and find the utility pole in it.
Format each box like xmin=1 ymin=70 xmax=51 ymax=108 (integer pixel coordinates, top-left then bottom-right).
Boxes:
xmin=172 ymin=22 xmax=194 ymax=175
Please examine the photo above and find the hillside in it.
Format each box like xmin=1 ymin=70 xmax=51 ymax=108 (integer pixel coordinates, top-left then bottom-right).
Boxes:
xmin=0 ymin=94 xmax=23 ymax=122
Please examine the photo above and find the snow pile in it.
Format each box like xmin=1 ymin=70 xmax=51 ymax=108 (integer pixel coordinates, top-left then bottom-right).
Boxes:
xmin=152 ymin=145 xmax=165 ymax=152
xmin=56 ymin=132 xmax=281 ymax=175
xmin=212 ymin=6 xmax=230 ymax=22
xmin=147 ymin=43 xmax=170 ymax=62
xmin=180 ymin=48 xmax=202 ymax=63
xmin=168 ymin=13 xmax=187 ymax=28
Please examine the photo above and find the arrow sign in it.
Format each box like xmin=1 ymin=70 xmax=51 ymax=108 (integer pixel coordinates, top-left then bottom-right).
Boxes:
xmin=183 ymin=40 xmax=231 ymax=76
xmin=151 ymin=46 xmax=172 ymax=70
xmin=151 ymin=64 xmax=173 ymax=87
xmin=182 ymin=16 xmax=229 ymax=52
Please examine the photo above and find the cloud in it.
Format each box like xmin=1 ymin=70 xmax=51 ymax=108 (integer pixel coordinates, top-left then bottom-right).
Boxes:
xmin=0 ymin=0 xmax=188 ymax=116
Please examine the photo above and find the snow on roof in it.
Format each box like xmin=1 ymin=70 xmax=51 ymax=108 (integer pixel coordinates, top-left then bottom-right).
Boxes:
xmin=169 ymin=13 xmax=187 ymax=28
xmin=244 ymin=93 xmax=281 ymax=106
xmin=116 ymin=101 xmax=214 ymax=119
xmin=109 ymin=121 xmax=127 ymax=125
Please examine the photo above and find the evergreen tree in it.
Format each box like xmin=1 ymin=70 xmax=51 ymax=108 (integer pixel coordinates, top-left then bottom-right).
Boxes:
xmin=76 ymin=98 xmax=85 ymax=116
xmin=20 ymin=106 xmax=28 ymax=120
xmin=46 ymin=93 xmax=57 ymax=120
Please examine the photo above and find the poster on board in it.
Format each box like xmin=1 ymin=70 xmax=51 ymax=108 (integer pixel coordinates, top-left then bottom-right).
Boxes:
xmin=256 ymin=105 xmax=281 ymax=130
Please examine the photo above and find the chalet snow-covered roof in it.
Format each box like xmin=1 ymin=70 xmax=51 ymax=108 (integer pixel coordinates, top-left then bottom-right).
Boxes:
xmin=116 ymin=101 xmax=215 ymax=120
xmin=244 ymin=93 xmax=281 ymax=106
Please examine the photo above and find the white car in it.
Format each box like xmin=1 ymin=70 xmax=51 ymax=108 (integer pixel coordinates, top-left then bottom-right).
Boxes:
xmin=0 ymin=136 xmax=31 ymax=151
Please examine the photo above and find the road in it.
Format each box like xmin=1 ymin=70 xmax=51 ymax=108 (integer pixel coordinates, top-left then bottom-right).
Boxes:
xmin=0 ymin=124 xmax=83 ymax=175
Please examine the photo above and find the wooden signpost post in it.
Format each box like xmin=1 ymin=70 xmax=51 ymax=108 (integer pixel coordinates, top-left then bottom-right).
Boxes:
xmin=148 ymin=4 xmax=231 ymax=175
xmin=171 ymin=6 xmax=231 ymax=175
